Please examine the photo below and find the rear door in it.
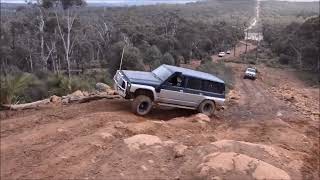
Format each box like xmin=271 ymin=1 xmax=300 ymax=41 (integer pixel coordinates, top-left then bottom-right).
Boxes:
xmin=182 ymin=77 xmax=206 ymax=106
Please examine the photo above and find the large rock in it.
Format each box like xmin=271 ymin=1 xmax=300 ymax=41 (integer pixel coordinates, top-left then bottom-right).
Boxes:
xmin=198 ymin=152 xmax=290 ymax=180
xmin=124 ymin=134 xmax=162 ymax=150
xmin=173 ymin=144 xmax=188 ymax=158
xmin=190 ymin=113 xmax=211 ymax=124
xmin=125 ymin=121 xmax=158 ymax=134
xmin=71 ymin=90 xmax=84 ymax=97
xmin=228 ymin=90 xmax=240 ymax=100
xmin=68 ymin=90 xmax=85 ymax=102
xmin=96 ymin=83 xmax=111 ymax=92
xmin=195 ymin=113 xmax=211 ymax=123
xmin=284 ymin=94 xmax=295 ymax=102
xmin=50 ymin=95 xmax=61 ymax=104
xmin=210 ymin=140 xmax=280 ymax=158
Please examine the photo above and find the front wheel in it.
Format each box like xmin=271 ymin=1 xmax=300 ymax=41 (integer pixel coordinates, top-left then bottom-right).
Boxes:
xmin=132 ymin=95 xmax=153 ymax=116
xmin=198 ymin=100 xmax=216 ymax=116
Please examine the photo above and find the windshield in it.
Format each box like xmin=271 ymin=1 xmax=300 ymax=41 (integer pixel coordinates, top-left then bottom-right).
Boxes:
xmin=247 ymin=68 xmax=256 ymax=72
xmin=152 ymin=65 xmax=173 ymax=81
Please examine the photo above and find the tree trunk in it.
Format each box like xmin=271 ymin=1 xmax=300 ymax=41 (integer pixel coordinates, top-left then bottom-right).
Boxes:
xmin=55 ymin=9 xmax=76 ymax=89
xmin=29 ymin=54 xmax=33 ymax=72
xmin=38 ymin=7 xmax=46 ymax=70
xmin=317 ymin=56 xmax=320 ymax=72
xmin=66 ymin=9 xmax=71 ymax=81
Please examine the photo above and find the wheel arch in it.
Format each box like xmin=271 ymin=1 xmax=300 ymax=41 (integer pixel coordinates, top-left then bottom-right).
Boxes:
xmin=199 ymin=99 xmax=216 ymax=108
xmin=129 ymin=84 xmax=157 ymax=100
xmin=133 ymin=88 xmax=155 ymax=101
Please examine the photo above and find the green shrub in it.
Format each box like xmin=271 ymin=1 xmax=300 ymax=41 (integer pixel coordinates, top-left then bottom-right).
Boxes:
xmin=86 ymin=70 xmax=113 ymax=85
xmin=47 ymin=74 xmax=92 ymax=96
xmin=294 ymin=70 xmax=320 ymax=86
xmin=161 ymin=52 xmax=175 ymax=65
xmin=201 ymin=55 xmax=212 ymax=64
xmin=279 ymin=54 xmax=292 ymax=65
xmin=0 ymin=73 xmax=33 ymax=104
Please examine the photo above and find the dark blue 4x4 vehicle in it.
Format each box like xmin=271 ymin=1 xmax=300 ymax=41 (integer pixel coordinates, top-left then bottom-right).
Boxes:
xmin=114 ymin=65 xmax=225 ymax=116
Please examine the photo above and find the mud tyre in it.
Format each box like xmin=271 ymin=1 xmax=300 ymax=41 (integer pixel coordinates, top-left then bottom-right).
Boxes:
xmin=198 ymin=100 xmax=215 ymax=116
xmin=132 ymin=95 xmax=153 ymax=116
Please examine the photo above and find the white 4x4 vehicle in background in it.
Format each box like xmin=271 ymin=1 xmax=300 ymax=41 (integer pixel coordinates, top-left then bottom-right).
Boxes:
xmin=244 ymin=67 xmax=257 ymax=80
xmin=218 ymin=52 xmax=226 ymax=57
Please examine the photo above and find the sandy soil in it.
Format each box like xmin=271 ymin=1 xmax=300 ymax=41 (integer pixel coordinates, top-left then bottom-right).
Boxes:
xmin=1 ymin=43 xmax=319 ymax=180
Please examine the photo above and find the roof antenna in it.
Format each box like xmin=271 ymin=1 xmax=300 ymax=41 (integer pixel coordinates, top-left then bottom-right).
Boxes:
xmin=119 ymin=34 xmax=129 ymax=70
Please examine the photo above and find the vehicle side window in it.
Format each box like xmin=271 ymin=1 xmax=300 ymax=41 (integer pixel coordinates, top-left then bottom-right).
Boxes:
xmin=166 ymin=74 xmax=185 ymax=87
xmin=186 ymin=77 xmax=202 ymax=90
xmin=202 ymin=80 xmax=225 ymax=94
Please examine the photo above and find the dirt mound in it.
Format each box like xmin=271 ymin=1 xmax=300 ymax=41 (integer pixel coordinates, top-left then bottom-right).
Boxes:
xmin=198 ymin=152 xmax=290 ymax=180
xmin=124 ymin=134 xmax=163 ymax=150
xmin=1 ymin=62 xmax=319 ymax=179
xmin=210 ymin=140 xmax=279 ymax=158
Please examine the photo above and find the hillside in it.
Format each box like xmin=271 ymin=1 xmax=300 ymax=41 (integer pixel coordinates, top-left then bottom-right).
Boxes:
xmin=1 ymin=0 xmax=256 ymax=104
xmin=1 ymin=1 xmax=319 ymax=179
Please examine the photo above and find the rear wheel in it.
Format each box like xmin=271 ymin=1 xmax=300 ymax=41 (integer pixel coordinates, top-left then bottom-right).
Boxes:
xmin=132 ymin=95 xmax=153 ymax=116
xmin=198 ymin=100 xmax=215 ymax=116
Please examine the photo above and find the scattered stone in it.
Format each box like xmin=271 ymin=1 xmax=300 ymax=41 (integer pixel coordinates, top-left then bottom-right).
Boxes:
xmin=312 ymin=111 xmax=320 ymax=116
xmin=126 ymin=121 xmax=157 ymax=134
xmin=91 ymin=158 xmax=96 ymax=163
xmin=60 ymin=155 xmax=68 ymax=159
xmin=50 ymin=95 xmax=61 ymax=104
xmin=71 ymin=90 xmax=84 ymax=97
xmin=61 ymin=97 xmax=70 ymax=104
xmin=57 ymin=128 xmax=67 ymax=133
xmin=82 ymin=91 xmax=89 ymax=96
xmin=99 ymin=132 xmax=114 ymax=140
xmin=198 ymin=152 xmax=290 ymax=180
xmin=212 ymin=177 xmax=222 ymax=180
xmin=124 ymin=134 xmax=162 ymax=150
xmin=276 ymin=111 xmax=283 ymax=117
xmin=163 ymin=140 xmax=176 ymax=147
xmin=114 ymin=121 xmax=126 ymax=129
xmin=148 ymin=160 xmax=154 ymax=164
xmin=195 ymin=113 xmax=211 ymax=123
xmin=229 ymin=90 xmax=240 ymax=100
xmin=96 ymin=82 xmax=111 ymax=92
xmin=107 ymin=90 xmax=118 ymax=95
xmin=210 ymin=140 xmax=280 ymax=158
xmin=173 ymin=144 xmax=188 ymax=158
xmin=283 ymin=94 xmax=295 ymax=102
xmin=141 ymin=165 xmax=148 ymax=171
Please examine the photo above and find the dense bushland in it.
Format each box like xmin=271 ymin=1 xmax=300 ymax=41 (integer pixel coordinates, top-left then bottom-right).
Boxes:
xmin=262 ymin=16 xmax=319 ymax=71
xmin=0 ymin=0 xmax=255 ymax=103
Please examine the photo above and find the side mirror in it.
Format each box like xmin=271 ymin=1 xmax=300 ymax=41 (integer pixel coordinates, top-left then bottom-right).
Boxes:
xmin=155 ymin=86 xmax=161 ymax=93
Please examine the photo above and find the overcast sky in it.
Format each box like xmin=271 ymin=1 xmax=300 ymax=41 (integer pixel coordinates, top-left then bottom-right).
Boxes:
xmin=1 ymin=0 xmax=319 ymax=3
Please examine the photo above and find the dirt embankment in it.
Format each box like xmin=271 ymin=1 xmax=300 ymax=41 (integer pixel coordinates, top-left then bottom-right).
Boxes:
xmin=1 ymin=42 xmax=319 ymax=179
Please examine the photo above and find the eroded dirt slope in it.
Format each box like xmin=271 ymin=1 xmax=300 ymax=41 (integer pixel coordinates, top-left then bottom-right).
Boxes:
xmin=1 ymin=42 xmax=319 ymax=179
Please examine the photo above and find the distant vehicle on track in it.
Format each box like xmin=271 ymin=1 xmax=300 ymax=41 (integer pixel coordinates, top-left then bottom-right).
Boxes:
xmin=226 ymin=50 xmax=231 ymax=54
xmin=113 ymin=64 xmax=225 ymax=116
xmin=218 ymin=52 xmax=226 ymax=57
xmin=244 ymin=67 xmax=257 ymax=80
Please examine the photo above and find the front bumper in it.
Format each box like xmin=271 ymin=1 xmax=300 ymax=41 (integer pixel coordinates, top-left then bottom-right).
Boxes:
xmin=244 ymin=74 xmax=256 ymax=79
xmin=113 ymin=72 xmax=128 ymax=97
